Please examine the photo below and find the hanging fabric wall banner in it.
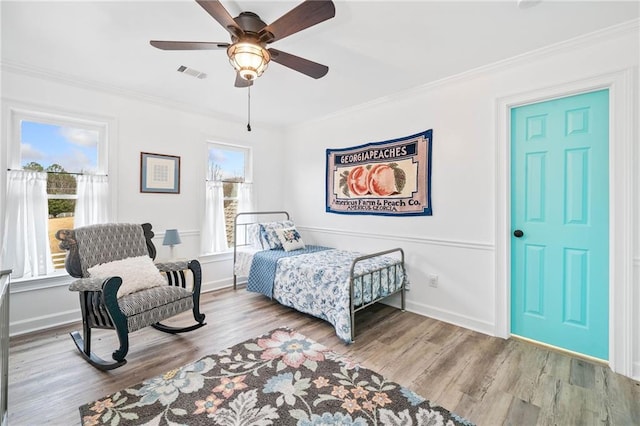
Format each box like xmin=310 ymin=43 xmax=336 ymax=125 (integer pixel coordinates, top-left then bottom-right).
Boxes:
xmin=326 ymin=129 xmax=433 ymax=216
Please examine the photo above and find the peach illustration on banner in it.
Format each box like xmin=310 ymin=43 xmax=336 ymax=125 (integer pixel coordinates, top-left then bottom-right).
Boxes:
xmin=367 ymin=164 xmax=396 ymax=196
xmin=347 ymin=165 xmax=369 ymax=196
xmin=339 ymin=163 xmax=406 ymax=197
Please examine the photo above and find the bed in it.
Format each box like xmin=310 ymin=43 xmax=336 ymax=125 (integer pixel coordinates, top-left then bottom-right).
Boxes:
xmin=233 ymin=211 xmax=406 ymax=342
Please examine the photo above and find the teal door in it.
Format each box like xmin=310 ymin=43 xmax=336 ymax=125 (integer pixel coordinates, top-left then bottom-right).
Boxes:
xmin=511 ymin=89 xmax=609 ymax=360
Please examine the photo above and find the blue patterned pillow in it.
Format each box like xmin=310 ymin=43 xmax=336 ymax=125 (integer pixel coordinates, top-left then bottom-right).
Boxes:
xmin=261 ymin=220 xmax=295 ymax=250
xmin=275 ymin=227 xmax=305 ymax=251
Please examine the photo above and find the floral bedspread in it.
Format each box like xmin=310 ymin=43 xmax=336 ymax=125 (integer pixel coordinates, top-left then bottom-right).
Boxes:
xmin=80 ymin=328 xmax=473 ymax=426
xmin=273 ymin=249 xmax=405 ymax=343
xmin=247 ymin=245 xmax=331 ymax=297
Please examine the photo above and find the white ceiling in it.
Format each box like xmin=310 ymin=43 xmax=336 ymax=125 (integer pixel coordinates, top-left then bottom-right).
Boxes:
xmin=2 ymin=1 xmax=638 ymax=127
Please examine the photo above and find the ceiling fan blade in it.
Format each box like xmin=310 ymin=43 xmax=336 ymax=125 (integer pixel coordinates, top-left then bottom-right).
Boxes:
xmin=268 ymin=48 xmax=328 ymax=79
xmin=235 ymin=73 xmax=254 ymax=88
xmin=260 ymin=0 xmax=335 ymax=43
xmin=196 ymin=0 xmax=244 ymax=38
xmin=150 ymin=40 xmax=229 ymax=50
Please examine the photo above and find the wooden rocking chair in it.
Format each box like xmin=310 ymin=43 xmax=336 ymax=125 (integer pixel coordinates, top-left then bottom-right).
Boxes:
xmin=56 ymin=223 xmax=206 ymax=371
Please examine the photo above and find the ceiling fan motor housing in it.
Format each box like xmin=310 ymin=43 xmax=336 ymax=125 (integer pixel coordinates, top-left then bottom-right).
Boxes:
xmin=233 ymin=12 xmax=268 ymax=37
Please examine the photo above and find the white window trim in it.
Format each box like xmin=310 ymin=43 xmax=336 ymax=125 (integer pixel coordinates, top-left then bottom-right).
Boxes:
xmin=206 ymin=140 xmax=253 ymax=184
xmin=2 ymin=100 xmax=118 ymax=285
xmin=8 ymin=106 xmax=110 ymax=173
xmin=203 ymin=140 xmax=253 ymax=255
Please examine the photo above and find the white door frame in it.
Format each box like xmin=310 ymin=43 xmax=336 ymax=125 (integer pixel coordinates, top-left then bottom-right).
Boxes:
xmin=494 ymin=68 xmax=635 ymax=377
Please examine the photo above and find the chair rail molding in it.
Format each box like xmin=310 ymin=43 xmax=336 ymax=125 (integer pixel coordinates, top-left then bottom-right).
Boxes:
xmin=297 ymin=225 xmax=494 ymax=252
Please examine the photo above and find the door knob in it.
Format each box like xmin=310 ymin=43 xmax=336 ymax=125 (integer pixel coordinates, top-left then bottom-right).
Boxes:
xmin=513 ymin=229 xmax=524 ymax=238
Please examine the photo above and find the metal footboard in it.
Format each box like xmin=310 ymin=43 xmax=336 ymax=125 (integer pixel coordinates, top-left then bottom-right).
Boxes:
xmin=349 ymin=248 xmax=406 ymax=342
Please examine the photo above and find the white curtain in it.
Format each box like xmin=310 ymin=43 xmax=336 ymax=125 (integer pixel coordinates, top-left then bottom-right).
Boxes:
xmin=201 ymin=181 xmax=228 ymax=253
xmin=2 ymin=170 xmax=54 ymax=278
xmin=74 ymin=174 xmax=110 ymax=228
xmin=236 ymin=182 xmax=255 ymax=245
xmin=237 ymin=182 xmax=254 ymax=214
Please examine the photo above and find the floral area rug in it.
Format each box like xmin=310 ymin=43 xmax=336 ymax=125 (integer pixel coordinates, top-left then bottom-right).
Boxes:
xmin=80 ymin=327 xmax=473 ymax=425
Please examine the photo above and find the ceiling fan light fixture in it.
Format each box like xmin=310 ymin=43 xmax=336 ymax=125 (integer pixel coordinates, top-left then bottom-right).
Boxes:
xmin=227 ymin=41 xmax=270 ymax=81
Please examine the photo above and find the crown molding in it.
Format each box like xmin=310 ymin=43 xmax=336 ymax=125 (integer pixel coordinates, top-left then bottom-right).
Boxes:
xmin=0 ymin=60 xmax=284 ymax=133
xmin=294 ymin=18 xmax=640 ymax=129
xmin=2 ymin=18 xmax=637 ymax=132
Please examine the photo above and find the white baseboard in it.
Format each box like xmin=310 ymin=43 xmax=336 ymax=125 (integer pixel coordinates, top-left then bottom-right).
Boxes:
xmin=360 ymin=293 xmax=496 ymax=337
xmin=633 ymin=361 xmax=640 ymax=382
xmin=201 ymin=277 xmax=238 ymax=293
xmin=405 ymin=300 xmax=496 ymax=337
xmin=9 ymin=309 xmax=80 ymax=337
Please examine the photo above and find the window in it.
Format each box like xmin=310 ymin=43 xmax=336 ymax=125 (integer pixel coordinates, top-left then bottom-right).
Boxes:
xmin=207 ymin=143 xmax=251 ymax=248
xmin=9 ymin=108 xmax=108 ymax=270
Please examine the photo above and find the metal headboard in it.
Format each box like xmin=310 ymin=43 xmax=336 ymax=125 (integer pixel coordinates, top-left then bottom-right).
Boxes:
xmin=233 ymin=211 xmax=290 ymax=289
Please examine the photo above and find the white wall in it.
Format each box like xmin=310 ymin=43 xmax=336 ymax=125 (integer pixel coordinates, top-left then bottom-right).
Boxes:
xmin=1 ymin=67 xmax=287 ymax=335
xmin=2 ymin=20 xmax=639 ymax=380
xmin=283 ymin=24 xmax=639 ymax=378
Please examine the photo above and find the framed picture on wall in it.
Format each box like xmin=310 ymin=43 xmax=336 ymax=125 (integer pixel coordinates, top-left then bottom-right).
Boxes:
xmin=140 ymin=152 xmax=180 ymax=194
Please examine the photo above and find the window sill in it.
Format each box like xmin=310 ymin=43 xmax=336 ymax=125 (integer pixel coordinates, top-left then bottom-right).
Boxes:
xmin=9 ymin=251 xmax=236 ymax=292
xmin=10 ymin=270 xmax=73 ymax=294
xmin=198 ymin=251 xmax=234 ymax=264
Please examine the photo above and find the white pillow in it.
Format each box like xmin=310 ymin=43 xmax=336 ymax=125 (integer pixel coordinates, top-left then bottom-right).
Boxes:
xmin=247 ymin=223 xmax=267 ymax=249
xmin=275 ymin=227 xmax=306 ymax=252
xmin=88 ymin=255 xmax=167 ymax=298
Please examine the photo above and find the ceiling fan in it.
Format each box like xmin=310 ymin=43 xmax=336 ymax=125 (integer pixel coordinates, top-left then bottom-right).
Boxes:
xmin=150 ymin=0 xmax=336 ymax=88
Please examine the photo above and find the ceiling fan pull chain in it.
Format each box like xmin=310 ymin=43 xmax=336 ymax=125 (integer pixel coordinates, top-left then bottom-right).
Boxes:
xmin=247 ymin=86 xmax=252 ymax=132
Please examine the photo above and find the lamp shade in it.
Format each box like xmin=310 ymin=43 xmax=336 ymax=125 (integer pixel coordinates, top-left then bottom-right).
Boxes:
xmin=227 ymin=41 xmax=270 ymax=81
xmin=163 ymin=229 xmax=182 ymax=246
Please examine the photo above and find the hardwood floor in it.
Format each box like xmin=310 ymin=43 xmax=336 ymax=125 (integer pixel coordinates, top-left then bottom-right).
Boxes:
xmin=8 ymin=287 xmax=640 ymax=425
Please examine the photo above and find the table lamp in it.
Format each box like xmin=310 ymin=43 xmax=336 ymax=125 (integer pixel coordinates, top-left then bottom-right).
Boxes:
xmin=163 ymin=229 xmax=182 ymax=259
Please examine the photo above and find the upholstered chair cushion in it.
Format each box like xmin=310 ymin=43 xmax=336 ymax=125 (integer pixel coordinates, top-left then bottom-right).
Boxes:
xmin=118 ymin=286 xmax=194 ymax=332
xmin=75 ymin=223 xmax=151 ymax=276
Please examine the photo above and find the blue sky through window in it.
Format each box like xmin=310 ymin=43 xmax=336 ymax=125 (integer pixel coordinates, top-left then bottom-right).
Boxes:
xmin=208 ymin=147 xmax=245 ymax=181
xmin=20 ymin=120 xmax=98 ymax=173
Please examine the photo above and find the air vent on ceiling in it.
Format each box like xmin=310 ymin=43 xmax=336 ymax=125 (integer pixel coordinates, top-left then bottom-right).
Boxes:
xmin=517 ymin=0 xmax=541 ymax=9
xmin=177 ymin=65 xmax=207 ymax=79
